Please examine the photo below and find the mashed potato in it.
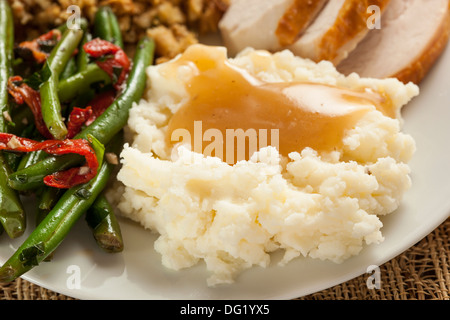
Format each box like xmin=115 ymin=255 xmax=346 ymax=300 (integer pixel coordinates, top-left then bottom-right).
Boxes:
xmin=106 ymin=45 xmax=419 ymax=286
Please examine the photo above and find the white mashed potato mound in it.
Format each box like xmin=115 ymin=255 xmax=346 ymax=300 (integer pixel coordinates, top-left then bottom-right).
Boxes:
xmin=107 ymin=45 xmax=419 ymax=286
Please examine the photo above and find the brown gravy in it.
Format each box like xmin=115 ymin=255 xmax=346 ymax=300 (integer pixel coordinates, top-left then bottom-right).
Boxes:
xmin=165 ymin=45 xmax=393 ymax=164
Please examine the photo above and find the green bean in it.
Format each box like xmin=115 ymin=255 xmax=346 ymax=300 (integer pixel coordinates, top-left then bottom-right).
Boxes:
xmin=60 ymin=20 xmax=91 ymax=81
xmin=4 ymin=111 xmax=32 ymax=172
xmin=79 ymin=37 xmax=154 ymax=141
xmin=86 ymin=194 xmax=123 ymax=253
xmin=0 ymin=0 xmax=26 ymax=239
xmin=0 ymin=139 xmax=118 ymax=282
xmin=15 ymin=131 xmax=46 ymax=192
xmin=3 ymin=152 xmax=22 ymax=172
xmin=0 ymin=0 xmax=14 ymax=134
xmin=63 ymin=28 xmax=96 ymax=115
xmin=16 ymin=149 xmax=47 ymax=172
xmin=76 ymin=31 xmax=92 ymax=72
xmin=66 ymin=31 xmax=95 ymax=117
xmin=8 ymin=36 xmax=155 ymax=191
xmin=86 ymin=8 xmax=125 ymax=252
xmin=37 ymin=187 xmax=62 ymax=225
xmin=0 ymin=154 xmax=26 ymax=239
xmin=59 ymin=8 xmax=120 ymax=104
xmin=9 ymin=153 xmax=86 ymax=191
xmin=59 ymin=56 xmax=77 ymax=81
xmin=36 ymin=187 xmax=63 ymax=261
xmin=94 ymin=6 xmax=124 ymax=48
xmin=58 ymin=63 xmax=111 ymax=103
xmin=37 ymin=187 xmax=63 ymax=225
xmin=40 ymin=28 xmax=83 ymax=140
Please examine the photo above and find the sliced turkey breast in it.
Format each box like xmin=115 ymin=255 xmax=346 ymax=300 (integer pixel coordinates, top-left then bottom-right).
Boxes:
xmin=218 ymin=0 xmax=328 ymax=56
xmin=275 ymin=0 xmax=329 ymax=46
xmin=287 ymin=0 xmax=391 ymax=65
xmin=337 ymin=0 xmax=450 ymax=84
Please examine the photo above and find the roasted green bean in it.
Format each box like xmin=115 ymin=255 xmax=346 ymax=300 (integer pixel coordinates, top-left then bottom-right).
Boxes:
xmin=0 ymin=0 xmax=14 ymax=135
xmin=0 ymin=140 xmax=118 ymax=282
xmin=16 ymin=149 xmax=47 ymax=172
xmin=94 ymin=6 xmax=124 ymax=48
xmin=36 ymin=186 xmax=63 ymax=261
xmin=37 ymin=187 xmax=63 ymax=228
xmin=40 ymin=28 xmax=83 ymax=140
xmin=76 ymin=31 xmax=92 ymax=72
xmin=58 ymin=63 xmax=111 ymax=103
xmin=0 ymin=154 xmax=26 ymax=239
xmin=87 ymin=9 xmax=125 ymax=253
xmin=8 ymin=36 xmax=155 ymax=191
xmin=0 ymin=0 xmax=26 ymax=239
xmin=86 ymin=194 xmax=124 ymax=253
xmin=59 ymin=56 xmax=78 ymax=81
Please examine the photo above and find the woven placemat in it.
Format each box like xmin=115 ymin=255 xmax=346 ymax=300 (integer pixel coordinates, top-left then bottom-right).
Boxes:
xmin=1 ymin=218 xmax=448 ymax=300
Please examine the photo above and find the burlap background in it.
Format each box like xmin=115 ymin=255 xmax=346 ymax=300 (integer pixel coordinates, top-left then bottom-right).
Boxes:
xmin=1 ymin=217 xmax=448 ymax=300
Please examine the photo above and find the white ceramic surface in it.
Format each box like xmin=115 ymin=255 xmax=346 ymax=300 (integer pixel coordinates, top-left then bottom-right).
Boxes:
xmin=0 ymin=40 xmax=449 ymax=300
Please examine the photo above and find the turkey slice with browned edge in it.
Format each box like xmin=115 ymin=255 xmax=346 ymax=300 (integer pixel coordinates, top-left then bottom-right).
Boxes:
xmin=287 ymin=0 xmax=391 ymax=65
xmin=338 ymin=0 xmax=450 ymax=84
xmin=219 ymin=0 xmax=328 ymax=56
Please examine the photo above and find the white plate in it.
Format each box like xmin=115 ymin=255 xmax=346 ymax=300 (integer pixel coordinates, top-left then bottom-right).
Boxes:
xmin=1 ymin=41 xmax=449 ymax=300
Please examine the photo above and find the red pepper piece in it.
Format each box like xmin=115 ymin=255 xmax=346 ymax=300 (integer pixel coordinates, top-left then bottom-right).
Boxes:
xmin=85 ymin=89 xmax=116 ymax=126
xmin=0 ymin=133 xmax=99 ymax=189
xmin=66 ymin=89 xmax=116 ymax=138
xmin=18 ymin=29 xmax=62 ymax=64
xmin=83 ymin=38 xmax=131 ymax=90
xmin=7 ymin=76 xmax=53 ymax=139
xmin=66 ymin=107 xmax=94 ymax=139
